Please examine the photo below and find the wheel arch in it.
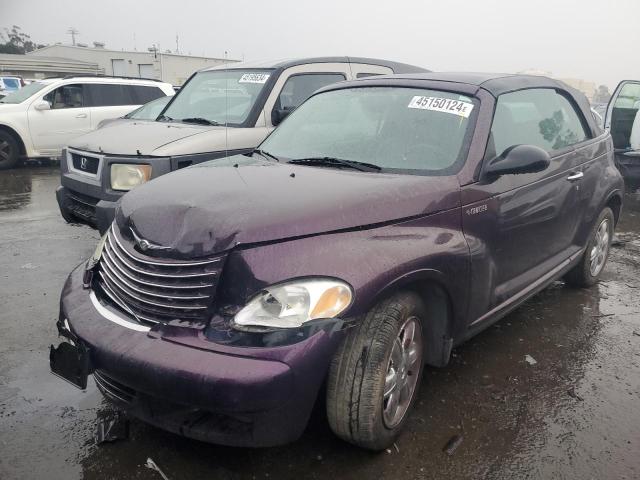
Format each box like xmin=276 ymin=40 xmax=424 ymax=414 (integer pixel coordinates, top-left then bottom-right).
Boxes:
xmin=605 ymin=190 xmax=623 ymax=226
xmin=0 ymin=123 xmax=27 ymax=156
xmin=367 ymin=269 xmax=456 ymax=367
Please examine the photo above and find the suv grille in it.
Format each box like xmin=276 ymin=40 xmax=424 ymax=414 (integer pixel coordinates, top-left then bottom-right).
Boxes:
xmin=70 ymin=152 xmax=100 ymax=175
xmin=95 ymin=225 xmax=225 ymax=326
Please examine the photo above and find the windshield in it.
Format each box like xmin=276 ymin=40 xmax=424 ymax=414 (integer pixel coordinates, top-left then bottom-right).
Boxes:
xmin=0 ymin=81 xmax=48 ymax=104
xmin=160 ymin=69 xmax=273 ymax=125
xmin=260 ymin=87 xmax=477 ymax=174
xmin=126 ymin=95 xmax=171 ymax=120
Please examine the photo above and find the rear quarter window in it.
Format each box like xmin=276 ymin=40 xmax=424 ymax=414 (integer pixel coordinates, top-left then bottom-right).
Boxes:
xmin=131 ymin=85 xmax=166 ymax=104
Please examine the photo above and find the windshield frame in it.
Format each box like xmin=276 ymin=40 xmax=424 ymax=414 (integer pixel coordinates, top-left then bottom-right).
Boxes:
xmin=158 ymin=68 xmax=279 ymax=128
xmin=259 ymin=85 xmax=481 ymax=177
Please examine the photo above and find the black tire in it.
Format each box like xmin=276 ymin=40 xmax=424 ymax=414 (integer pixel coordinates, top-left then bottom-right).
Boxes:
xmin=326 ymin=291 xmax=426 ymax=450
xmin=0 ymin=130 xmax=20 ymax=170
xmin=565 ymin=207 xmax=614 ymax=287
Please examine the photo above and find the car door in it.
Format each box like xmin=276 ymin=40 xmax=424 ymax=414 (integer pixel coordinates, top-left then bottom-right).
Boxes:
xmin=28 ymin=83 xmax=91 ymax=156
xmin=604 ymin=80 xmax=640 ymax=180
xmin=461 ymin=88 xmax=592 ymax=325
xmin=260 ymin=63 xmax=352 ymax=132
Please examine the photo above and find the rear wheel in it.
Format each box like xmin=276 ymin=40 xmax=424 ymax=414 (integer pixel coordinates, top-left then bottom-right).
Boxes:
xmin=326 ymin=291 xmax=425 ymax=450
xmin=565 ymin=207 xmax=614 ymax=287
xmin=0 ymin=130 xmax=20 ymax=170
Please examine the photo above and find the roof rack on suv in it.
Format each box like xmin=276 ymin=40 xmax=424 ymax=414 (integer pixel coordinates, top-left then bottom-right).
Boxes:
xmin=55 ymin=74 xmax=164 ymax=83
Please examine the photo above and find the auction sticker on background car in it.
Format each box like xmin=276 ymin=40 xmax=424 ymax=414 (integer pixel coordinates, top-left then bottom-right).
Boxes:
xmin=239 ymin=73 xmax=270 ymax=83
xmin=408 ymin=95 xmax=474 ymax=117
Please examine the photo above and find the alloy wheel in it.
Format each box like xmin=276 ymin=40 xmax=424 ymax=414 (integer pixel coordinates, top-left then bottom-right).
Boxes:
xmin=0 ymin=140 xmax=12 ymax=163
xmin=382 ymin=316 xmax=423 ymax=428
xmin=589 ymin=218 xmax=610 ymax=276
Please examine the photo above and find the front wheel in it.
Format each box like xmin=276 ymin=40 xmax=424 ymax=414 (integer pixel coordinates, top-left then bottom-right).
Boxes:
xmin=565 ymin=207 xmax=614 ymax=287
xmin=326 ymin=291 xmax=425 ymax=450
xmin=0 ymin=130 xmax=20 ymax=170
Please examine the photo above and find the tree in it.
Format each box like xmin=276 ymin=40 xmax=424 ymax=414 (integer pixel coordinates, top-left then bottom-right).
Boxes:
xmin=592 ymin=85 xmax=611 ymax=104
xmin=0 ymin=26 xmax=45 ymax=54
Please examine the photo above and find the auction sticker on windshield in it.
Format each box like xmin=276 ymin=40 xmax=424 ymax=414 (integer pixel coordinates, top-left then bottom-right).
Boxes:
xmin=408 ymin=96 xmax=474 ymax=118
xmin=239 ymin=73 xmax=270 ymax=84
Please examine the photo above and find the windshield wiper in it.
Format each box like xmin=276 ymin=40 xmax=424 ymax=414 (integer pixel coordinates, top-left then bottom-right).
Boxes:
xmin=157 ymin=114 xmax=174 ymax=122
xmin=252 ymin=149 xmax=280 ymax=162
xmin=180 ymin=117 xmax=221 ymax=126
xmin=288 ymin=156 xmax=381 ymax=172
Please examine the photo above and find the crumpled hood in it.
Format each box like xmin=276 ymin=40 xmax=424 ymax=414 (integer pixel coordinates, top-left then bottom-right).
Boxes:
xmin=68 ymin=121 xmax=223 ymax=156
xmin=116 ymin=156 xmax=460 ymax=257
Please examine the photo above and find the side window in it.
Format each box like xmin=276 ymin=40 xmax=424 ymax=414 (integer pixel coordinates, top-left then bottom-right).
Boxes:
xmin=43 ymin=84 xmax=84 ymax=109
xmin=276 ymin=73 xmax=346 ymax=111
xmin=131 ymin=85 xmax=165 ymax=104
xmin=85 ymin=84 xmax=135 ymax=107
xmin=490 ymin=89 xmax=590 ymax=157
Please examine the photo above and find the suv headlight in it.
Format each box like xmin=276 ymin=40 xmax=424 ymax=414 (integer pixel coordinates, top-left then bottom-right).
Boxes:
xmin=110 ymin=164 xmax=152 ymax=191
xmin=234 ymin=279 xmax=353 ymax=329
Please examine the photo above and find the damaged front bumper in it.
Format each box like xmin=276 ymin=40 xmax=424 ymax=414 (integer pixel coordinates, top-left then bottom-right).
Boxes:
xmin=53 ymin=265 xmax=347 ymax=447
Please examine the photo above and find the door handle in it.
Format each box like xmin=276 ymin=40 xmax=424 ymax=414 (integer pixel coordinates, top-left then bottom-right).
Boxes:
xmin=567 ymin=171 xmax=584 ymax=181
xmin=75 ymin=113 xmax=87 ymax=119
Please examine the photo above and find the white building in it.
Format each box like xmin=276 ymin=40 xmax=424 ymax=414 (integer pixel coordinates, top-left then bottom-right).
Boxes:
xmin=27 ymin=44 xmax=238 ymax=86
xmin=0 ymin=53 xmax=101 ymax=80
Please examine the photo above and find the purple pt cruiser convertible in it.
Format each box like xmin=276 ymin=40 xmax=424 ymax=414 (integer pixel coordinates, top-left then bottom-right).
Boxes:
xmin=51 ymin=72 xmax=624 ymax=450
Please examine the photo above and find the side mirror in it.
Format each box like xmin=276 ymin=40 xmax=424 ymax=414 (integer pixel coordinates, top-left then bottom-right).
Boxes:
xmin=34 ymin=100 xmax=51 ymax=111
xmin=484 ymin=144 xmax=551 ymax=177
xmin=271 ymin=106 xmax=294 ymax=126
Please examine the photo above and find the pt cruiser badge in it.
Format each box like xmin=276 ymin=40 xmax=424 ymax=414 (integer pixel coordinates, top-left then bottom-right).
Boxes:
xmin=130 ymin=228 xmax=171 ymax=252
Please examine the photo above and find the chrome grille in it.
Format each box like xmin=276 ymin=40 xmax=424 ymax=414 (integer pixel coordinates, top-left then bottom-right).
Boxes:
xmin=94 ymin=225 xmax=225 ymax=326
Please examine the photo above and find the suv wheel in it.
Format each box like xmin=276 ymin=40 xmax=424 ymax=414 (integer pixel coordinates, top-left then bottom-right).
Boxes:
xmin=326 ymin=291 xmax=425 ymax=450
xmin=0 ymin=130 xmax=20 ymax=170
xmin=565 ymin=207 xmax=614 ymax=287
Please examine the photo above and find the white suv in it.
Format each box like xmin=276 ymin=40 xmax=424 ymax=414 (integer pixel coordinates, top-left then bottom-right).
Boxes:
xmin=0 ymin=76 xmax=174 ymax=169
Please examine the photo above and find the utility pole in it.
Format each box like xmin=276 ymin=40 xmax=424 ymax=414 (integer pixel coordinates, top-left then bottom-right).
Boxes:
xmin=67 ymin=27 xmax=79 ymax=46
xmin=175 ymin=35 xmax=179 ymax=54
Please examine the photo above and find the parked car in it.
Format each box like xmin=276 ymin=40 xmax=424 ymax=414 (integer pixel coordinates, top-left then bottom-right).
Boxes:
xmin=0 ymin=76 xmax=174 ymax=170
xmin=604 ymin=80 xmax=640 ymax=182
xmin=0 ymin=75 xmax=23 ymax=94
xmin=56 ymin=57 xmax=427 ymax=232
xmin=51 ymin=73 xmax=623 ymax=450
xmin=96 ymin=95 xmax=173 ymax=129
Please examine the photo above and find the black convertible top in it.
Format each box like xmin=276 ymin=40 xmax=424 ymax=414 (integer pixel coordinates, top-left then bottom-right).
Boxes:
xmin=326 ymin=72 xmax=579 ymax=96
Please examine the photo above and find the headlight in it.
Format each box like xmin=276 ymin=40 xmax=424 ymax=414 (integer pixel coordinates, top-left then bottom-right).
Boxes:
xmin=110 ymin=164 xmax=152 ymax=191
xmin=86 ymin=233 xmax=108 ymax=270
xmin=234 ymin=279 xmax=353 ymax=329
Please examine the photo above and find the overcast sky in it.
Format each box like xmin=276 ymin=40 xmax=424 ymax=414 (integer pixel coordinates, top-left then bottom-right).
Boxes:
xmin=2 ymin=0 xmax=638 ymax=89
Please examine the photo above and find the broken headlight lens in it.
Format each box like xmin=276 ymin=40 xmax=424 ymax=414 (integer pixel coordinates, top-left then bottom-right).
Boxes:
xmin=234 ymin=279 xmax=353 ymax=329
xmin=110 ymin=164 xmax=152 ymax=191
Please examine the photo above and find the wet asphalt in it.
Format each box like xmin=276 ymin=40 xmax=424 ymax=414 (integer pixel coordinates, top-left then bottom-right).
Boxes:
xmin=0 ymin=165 xmax=639 ymax=480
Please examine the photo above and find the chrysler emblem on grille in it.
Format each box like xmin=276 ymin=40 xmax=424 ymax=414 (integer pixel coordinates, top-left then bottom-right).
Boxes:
xmin=130 ymin=228 xmax=171 ymax=252
xmin=80 ymin=157 xmax=87 ymax=170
